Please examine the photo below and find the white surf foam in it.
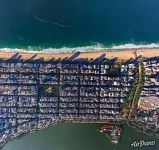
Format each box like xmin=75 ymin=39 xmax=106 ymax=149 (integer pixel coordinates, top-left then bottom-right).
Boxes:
xmin=111 ymin=43 xmax=159 ymax=49
xmin=42 ymin=44 xmax=106 ymax=53
xmin=0 ymin=43 xmax=159 ymax=53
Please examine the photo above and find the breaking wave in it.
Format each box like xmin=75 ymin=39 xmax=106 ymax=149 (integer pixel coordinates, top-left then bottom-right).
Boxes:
xmin=111 ymin=43 xmax=159 ymax=49
xmin=0 ymin=43 xmax=159 ymax=53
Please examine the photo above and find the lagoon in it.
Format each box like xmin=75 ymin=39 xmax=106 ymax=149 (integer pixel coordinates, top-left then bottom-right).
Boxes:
xmin=2 ymin=124 xmax=159 ymax=150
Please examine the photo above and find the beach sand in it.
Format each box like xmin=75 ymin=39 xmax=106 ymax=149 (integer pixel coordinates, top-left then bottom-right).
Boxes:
xmin=0 ymin=48 xmax=158 ymax=61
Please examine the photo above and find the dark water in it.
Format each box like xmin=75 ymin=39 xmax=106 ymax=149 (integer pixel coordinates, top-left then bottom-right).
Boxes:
xmin=2 ymin=124 xmax=159 ymax=150
xmin=1 ymin=1 xmax=159 ymax=149
xmin=1 ymin=0 xmax=159 ymax=48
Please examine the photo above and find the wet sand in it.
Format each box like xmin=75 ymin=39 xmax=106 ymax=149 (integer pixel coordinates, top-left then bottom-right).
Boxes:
xmin=0 ymin=48 xmax=158 ymax=61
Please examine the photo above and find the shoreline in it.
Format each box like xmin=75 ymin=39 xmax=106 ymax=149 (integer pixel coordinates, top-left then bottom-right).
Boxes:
xmin=1 ymin=42 xmax=159 ymax=51
xmin=127 ymin=121 xmax=159 ymax=139
xmin=0 ymin=48 xmax=158 ymax=61
xmin=0 ymin=120 xmax=121 ymax=150
xmin=0 ymin=48 xmax=159 ymax=149
xmin=2 ymin=120 xmax=156 ymax=150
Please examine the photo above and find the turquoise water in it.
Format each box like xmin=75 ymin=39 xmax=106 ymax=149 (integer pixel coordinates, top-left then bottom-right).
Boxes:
xmin=1 ymin=1 xmax=159 ymax=150
xmin=2 ymin=124 xmax=159 ymax=150
xmin=1 ymin=0 xmax=159 ymax=49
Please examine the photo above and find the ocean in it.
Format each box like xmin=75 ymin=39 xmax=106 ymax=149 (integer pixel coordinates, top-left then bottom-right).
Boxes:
xmin=1 ymin=1 xmax=159 ymax=150
xmin=1 ymin=0 xmax=159 ymax=50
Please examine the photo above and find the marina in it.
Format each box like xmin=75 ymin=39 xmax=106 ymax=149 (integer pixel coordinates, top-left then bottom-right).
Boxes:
xmin=99 ymin=124 xmax=123 ymax=144
xmin=2 ymin=124 xmax=159 ymax=150
xmin=1 ymin=1 xmax=159 ymax=149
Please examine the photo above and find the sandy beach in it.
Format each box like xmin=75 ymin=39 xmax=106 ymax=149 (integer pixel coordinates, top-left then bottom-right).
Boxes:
xmin=0 ymin=48 xmax=158 ymax=61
